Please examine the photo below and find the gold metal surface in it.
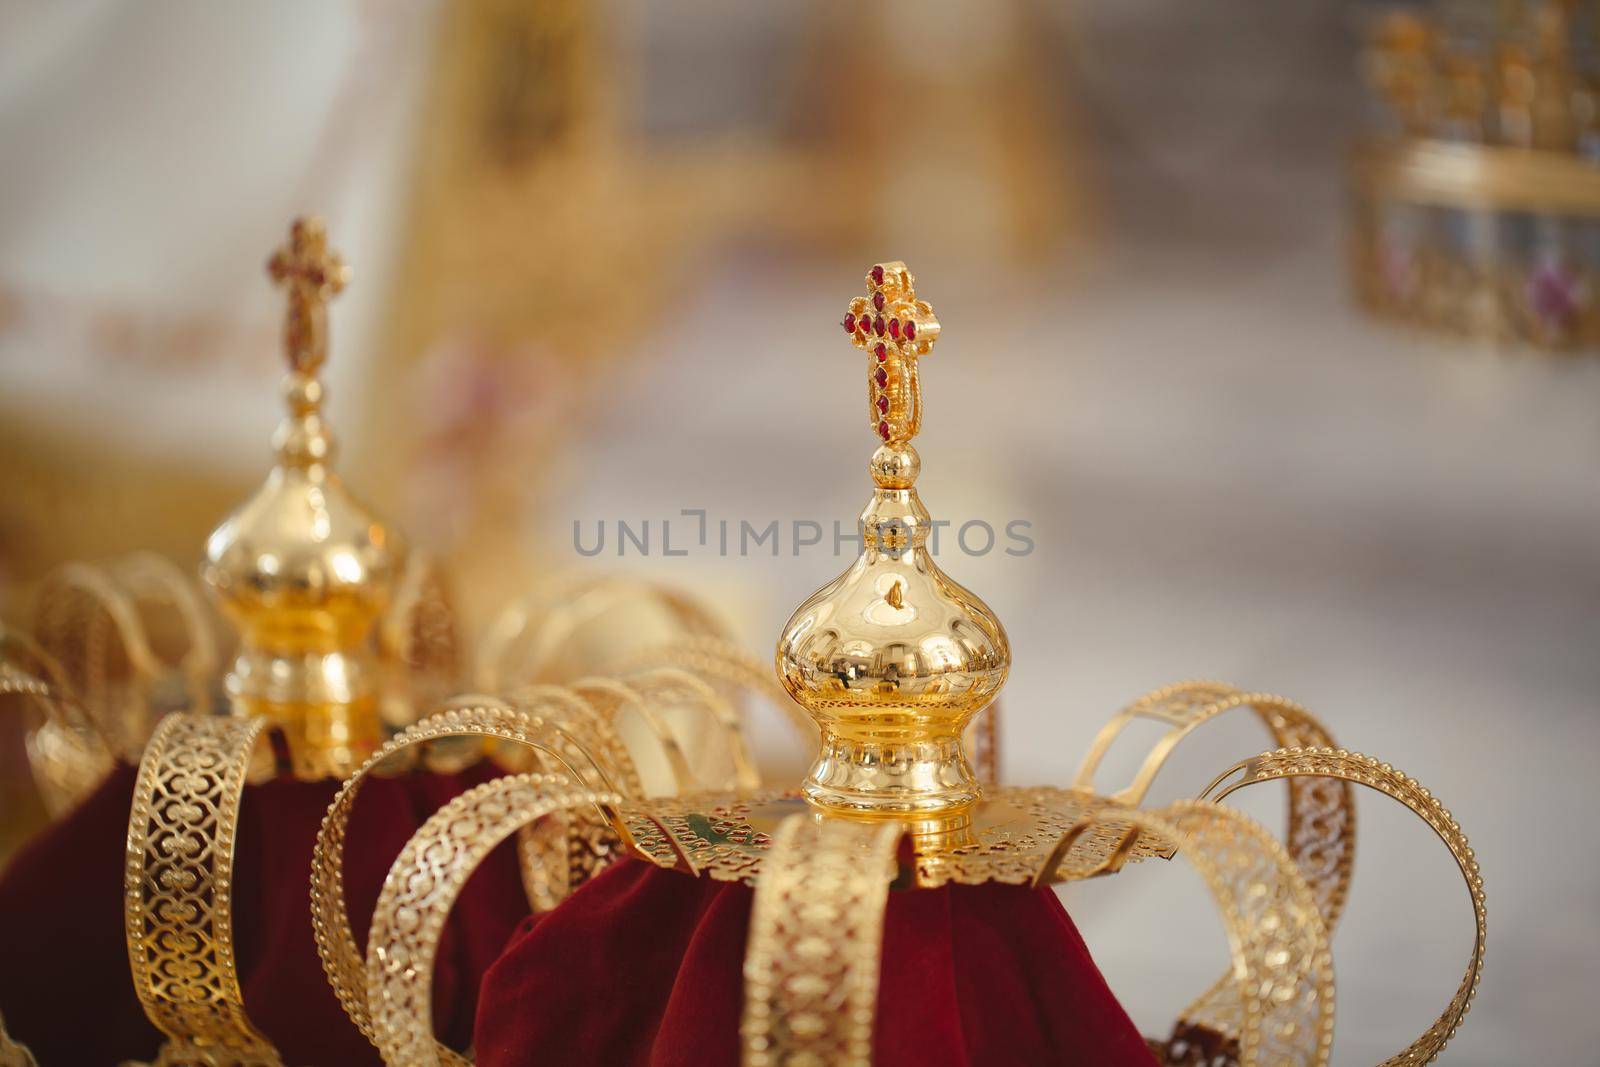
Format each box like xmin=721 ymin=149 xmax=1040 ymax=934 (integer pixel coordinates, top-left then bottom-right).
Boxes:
xmin=319 ymin=672 xmax=774 ymax=1064
xmin=776 ymin=263 xmax=1009 ymax=815
xmin=622 ymin=787 xmax=1172 ymax=889
xmin=1075 ymin=681 xmax=1356 ymax=929
xmin=364 ymin=774 xmax=622 ymax=1067
xmin=334 ymin=651 xmax=1486 ymax=1067
xmin=310 ymin=696 xmax=630 ymax=1052
xmin=203 ymin=218 xmax=402 ymax=780
xmin=740 ymin=814 xmax=901 ymax=1067
xmin=1081 ymin=801 xmax=1336 ymax=1067
xmin=1 ymin=626 xmax=109 ymax=819
xmin=1195 ymin=747 xmax=1486 ymax=1067
xmin=124 ymin=713 xmax=282 ymax=1066
xmin=23 ymin=552 xmax=217 ymax=813
xmin=839 ymin=262 xmax=940 ymax=446
xmin=0 ymin=1012 xmax=38 ymax=1067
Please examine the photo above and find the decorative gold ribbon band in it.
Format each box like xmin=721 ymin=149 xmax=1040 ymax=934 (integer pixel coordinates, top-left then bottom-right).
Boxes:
xmin=310 ymin=695 xmax=632 ymax=1050
xmin=364 ymin=774 xmax=623 ymax=1066
xmin=1198 ymin=748 xmax=1486 ymax=1067
xmin=1076 ymin=683 xmax=1358 ymax=1064
xmin=740 ymin=815 xmax=903 ymax=1067
xmin=124 ymin=713 xmax=282 ymax=1066
xmin=1056 ymin=801 xmax=1337 ymax=1066
xmin=1074 ymin=681 xmax=1357 ymax=928
xmin=617 ymin=634 xmax=817 ymax=743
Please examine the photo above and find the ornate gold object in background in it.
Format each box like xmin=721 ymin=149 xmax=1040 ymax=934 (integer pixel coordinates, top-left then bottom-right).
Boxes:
xmin=777 ymin=263 xmax=1007 ymax=814
xmin=338 ymin=265 xmax=1487 ymax=1067
xmin=1352 ymin=1 xmax=1600 ymax=350
xmin=202 ymin=218 xmax=400 ymax=780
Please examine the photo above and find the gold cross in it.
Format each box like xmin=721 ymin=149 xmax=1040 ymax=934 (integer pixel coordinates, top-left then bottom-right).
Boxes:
xmin=841 ymin=262 xmax=940 ymax=444
xmin=267 ymin=217 xmax=349 ymax=373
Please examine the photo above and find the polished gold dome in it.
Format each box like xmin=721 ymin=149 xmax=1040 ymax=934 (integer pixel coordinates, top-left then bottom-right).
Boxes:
xmin=201 ymin=218 xmax=402 ymax=778
xmin=777 ymin=264 xmax=1009 ymax=814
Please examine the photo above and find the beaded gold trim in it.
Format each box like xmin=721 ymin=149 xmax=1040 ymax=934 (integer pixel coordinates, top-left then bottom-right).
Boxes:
xmin=364 ymin=774 xmax=622 ymax=1066
xmin=1077 ymin=682 xmax=1359 ymax=1062
xmin=310 ymin=697 xmax=629 ymax=1050
xmin=1062 ymin=801 xmax=1336 ymax=1066
xmin=341 ymin=684 xmax=1484 ymax=1066
xmin=1196 ymin=747 xmax=1486 ymax=1067
xmin=1075 ymin=680 xmax=1355 ymax=925
xmin=616 ymin=634 xmax=815 ymax=743
xmin=124 ymin=713 xmax=281 ymax=1066
xmin=740 ymin=815 xmax=902 ymax=1067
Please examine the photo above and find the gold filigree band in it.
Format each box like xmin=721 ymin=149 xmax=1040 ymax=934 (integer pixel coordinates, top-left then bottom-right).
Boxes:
xmin=610 ymin=667 xmax=761 ymax=792
xmin=622 ymin=788 xmax=1175 ymax=889
xmin=1055 ymin=801 xmax=1338 ymax=1066
xmin=310 ymin=696 xmax=630 ymax=1050
xmin=1198 ymin=748 xmax=1486 ymax=1067
xmin=618 ymin=635 xmax=816 ymax=743
xmin=364 ymin=774 xmax=623 ymax=1067
xmin=1077 ymin=684 xmax=1358 ymax=1063
xmin=740 ymin=814 xmax=903 ymax=1067
xmin=1076 ymin=684 xmax=1357 ymax=925
xmin=124 ymin=713 xmax=282 ymax=1066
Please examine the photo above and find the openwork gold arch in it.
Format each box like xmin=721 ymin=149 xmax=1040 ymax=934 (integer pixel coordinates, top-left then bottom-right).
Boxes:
xmin=310 ymin=697 xmax=632 ymax=1050
xmin=498 ymin=682 xmax=647 ymax=912
xmin=613 ymin=666 xmax=762 ymax=792
xmin=1050 ymin=801 xmax=1337 ymax=1067
xmin=740 ymin=815 xmax=902 ymax=1067
xmin=1 ymin=629 xmax=114 ymax=817
xmin=108 ymin=551 xmax=220 ymax=708
xmin=124 ymin=713 xmax=283 ymax=1066
xmin=1199 ymin=748 xmax=1486 ymax=1067
xmin=567 ymin=676 xmax=700 ymax=794
xmin=617 ymin=633 xmax=816 ymax=742
xmin=364 ymin=774 xmax=623 ymax=1067
xmin=35 ymin=561 xmax=166 ymax=692
xmin=1075 ymin=682 xmax=1358 ymax=931
xmin=474 ymin=574 xmax=732 ymax=694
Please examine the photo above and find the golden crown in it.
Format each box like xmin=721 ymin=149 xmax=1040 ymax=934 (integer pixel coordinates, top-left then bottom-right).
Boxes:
xmin=0 ymin=247 xmax=1487 ymax=1067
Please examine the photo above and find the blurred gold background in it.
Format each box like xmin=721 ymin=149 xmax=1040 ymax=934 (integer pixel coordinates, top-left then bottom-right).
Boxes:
xmin=1 ymin=2 xmax=1597 ymax=1062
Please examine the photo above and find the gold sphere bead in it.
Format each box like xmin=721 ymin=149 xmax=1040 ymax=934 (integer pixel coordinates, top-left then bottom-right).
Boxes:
xmin=284 ymin=372 xmax=323 ymax=412
xmin=870 ymin=442 xmax=920 ymax=489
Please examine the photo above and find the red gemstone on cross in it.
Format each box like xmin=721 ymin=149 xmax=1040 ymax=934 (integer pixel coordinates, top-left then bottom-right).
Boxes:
xmin=873 ymin=316 xmax=885 ymax=336
xmin=875 ymin=367 xmax=888 ymax=387
xmin=843 ymin=312 xmax=856 ymax=333
xmin=888 ymin=318 xmax=900 ymax=339
xmin=875 ymin=343 xmax=886 ymax=360
xmin=904 ymin=320 xmax=916 ymax=340
xmin=878 ymin=420 xmax=890 ymax=439
xmin=877 ymin=395 xmax=889 ymax=414
xmin=873 ymin=292 xmax=885 ymax=311
xmin=872 ymin=265 xmax=885 ymax=286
